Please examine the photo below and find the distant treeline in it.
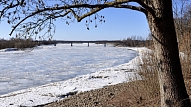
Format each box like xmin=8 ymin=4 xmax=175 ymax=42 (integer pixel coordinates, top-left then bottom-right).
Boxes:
xmin=113 ymin=36 xmax=152 ymax=47
xmin=0 ymin=38 xmax=56 ymax=50
xmin=0 ymin=37 xmax=152 ymax=50
xmin=37 ymin=40 xmax=57 ymax=45
xmin=0 ymin=38 xmax=37 ymax=50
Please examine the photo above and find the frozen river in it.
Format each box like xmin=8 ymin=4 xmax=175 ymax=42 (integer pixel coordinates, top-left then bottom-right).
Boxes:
xmin=0 ymin=43 xmax=137 ymax=95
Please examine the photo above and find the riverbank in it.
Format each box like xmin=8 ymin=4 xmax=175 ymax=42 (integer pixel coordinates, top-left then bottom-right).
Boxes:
xmin=45 ymin=47 xmax=159 ymax=107
xmin=44 ymin=81 xmax=160 ymax=107
xmin=0 ymin=47 xmax=149 ymax=107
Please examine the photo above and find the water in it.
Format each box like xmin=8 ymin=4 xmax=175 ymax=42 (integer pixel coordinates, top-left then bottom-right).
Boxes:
xmin=0 ymin=43 xmax=137 ymax=95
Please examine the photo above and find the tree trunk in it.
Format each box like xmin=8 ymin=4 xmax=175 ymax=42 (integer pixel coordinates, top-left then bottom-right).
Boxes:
xmin=146 ymin=0 xmax=190 ymax=106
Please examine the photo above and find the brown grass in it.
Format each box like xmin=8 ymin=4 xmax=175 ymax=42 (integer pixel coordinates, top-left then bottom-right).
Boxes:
xmin=45 ymin=35 xmax=191 ymax=107
xmin=180 ymin=33 xmax=191 ymax=98
xmin=116 ymin=49 xmax=161 ymax=106
xmin=110 ymin=32 xmax=191 ymax=106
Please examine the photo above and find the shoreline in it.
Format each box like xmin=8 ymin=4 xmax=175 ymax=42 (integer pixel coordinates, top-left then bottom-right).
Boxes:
xmin=0 ymin=47 xmax=148 ymax=107
xmin=44 ymin=47 xmax=156 ymax=107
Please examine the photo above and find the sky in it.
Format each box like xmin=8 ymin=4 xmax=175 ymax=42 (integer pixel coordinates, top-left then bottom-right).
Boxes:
xmin=0 ymin=6 xmax=150 ymax=41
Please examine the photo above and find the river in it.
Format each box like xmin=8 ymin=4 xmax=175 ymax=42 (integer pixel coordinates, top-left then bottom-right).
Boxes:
xmin=0 ymin=43 xmax=137 ymax=95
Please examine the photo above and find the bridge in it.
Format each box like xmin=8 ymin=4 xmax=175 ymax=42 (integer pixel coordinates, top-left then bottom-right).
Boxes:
xmin=37 ymin=40 xmax=123 ymax=47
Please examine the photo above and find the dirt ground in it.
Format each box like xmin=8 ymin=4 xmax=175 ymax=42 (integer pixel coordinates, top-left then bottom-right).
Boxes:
xmin=43 ymin=80 xmax=160 ymax=107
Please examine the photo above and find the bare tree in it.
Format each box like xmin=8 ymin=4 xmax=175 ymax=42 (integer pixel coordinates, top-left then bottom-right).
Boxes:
xmin=0 ymin=0 xmax=190 ymax=106
xmin=173 ymin=0 xmax=191 ymax=42
xmin=173 ymin=0 xmax=191 ymax=54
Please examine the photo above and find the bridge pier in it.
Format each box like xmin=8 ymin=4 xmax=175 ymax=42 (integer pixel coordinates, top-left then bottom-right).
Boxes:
xmin=104 ymin=42 xmax=106 ymax=47
xmin=88 ymin=42 xmax=89 ymax=47
xmin=71 ymin=42 xmax=73 ymax=46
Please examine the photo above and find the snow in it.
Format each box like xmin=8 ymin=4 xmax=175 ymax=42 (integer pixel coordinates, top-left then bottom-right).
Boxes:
xmin=0 ymin=44 xmax=148 ymax=107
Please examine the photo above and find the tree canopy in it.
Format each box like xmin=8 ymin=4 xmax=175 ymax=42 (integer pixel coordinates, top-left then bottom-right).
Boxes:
xmin=0 ymin=0 xmax=156 ymax=39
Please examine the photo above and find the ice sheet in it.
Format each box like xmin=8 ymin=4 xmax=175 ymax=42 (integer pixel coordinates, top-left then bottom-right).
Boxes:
xmin=0 ymin=44 xmax=148 ymax=107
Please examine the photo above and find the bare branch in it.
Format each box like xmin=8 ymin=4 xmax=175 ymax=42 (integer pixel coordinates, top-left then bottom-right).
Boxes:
xmin=1 ymin=0 xmax=151 ymax=37
xmin=114 ymin=4 xmax=146 ymax=13
xmin=69 ymin=8 xmax=104 ymax=22
xmin=133 ymin=0 xmax=156 ymax=17
xmin=0 ymin=0 xmax=25 ymax=19
xmin=70 ymin=4 xmax=146 ymax=22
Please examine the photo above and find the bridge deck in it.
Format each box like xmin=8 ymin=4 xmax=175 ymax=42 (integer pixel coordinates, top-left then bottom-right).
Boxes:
xmin=55 ymin=40 xmax=122 ymax=43
xmin=36 ymin=40 xmax=123 ymax=47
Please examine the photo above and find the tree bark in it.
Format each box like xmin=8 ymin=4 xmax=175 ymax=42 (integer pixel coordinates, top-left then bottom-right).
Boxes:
xmin=146 ymin=0 xmax=190 ymax=106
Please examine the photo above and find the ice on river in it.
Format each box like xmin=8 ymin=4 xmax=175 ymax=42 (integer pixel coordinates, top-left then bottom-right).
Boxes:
xmin=0 ymin=43 xmax=147 ymax=107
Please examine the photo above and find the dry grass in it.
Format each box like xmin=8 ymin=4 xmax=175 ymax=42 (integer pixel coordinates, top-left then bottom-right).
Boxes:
xmin=45 ymin=34 xmax=191 ymax=107
xmin=179 ymin=32 xmax=191 ymax=98
xmin=124 ymin=49 xmax=160 ymax=106
xmin=115 ymin=32 xmax=191 ymax=106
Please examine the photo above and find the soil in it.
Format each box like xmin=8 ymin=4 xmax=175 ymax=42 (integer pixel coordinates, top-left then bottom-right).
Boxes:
xmin=43 ymin=81 xmax=160 ymax=107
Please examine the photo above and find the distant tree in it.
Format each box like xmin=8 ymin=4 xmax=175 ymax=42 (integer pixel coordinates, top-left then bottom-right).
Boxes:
xmin=173 ymin=0 xmax=191 ymax=39
xmin=173 ymin=0 xmax=191 ymax=53
xmin=0 ymin=0 xmax=190 ymax=106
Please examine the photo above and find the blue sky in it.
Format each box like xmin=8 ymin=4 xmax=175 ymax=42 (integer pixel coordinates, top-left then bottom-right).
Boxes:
xmin=0 ymin=8 xmax=150 ymax=40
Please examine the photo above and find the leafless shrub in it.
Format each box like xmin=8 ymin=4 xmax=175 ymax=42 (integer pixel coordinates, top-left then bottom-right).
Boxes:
xmin=0 ymin=38 xmax=37 ymax=50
